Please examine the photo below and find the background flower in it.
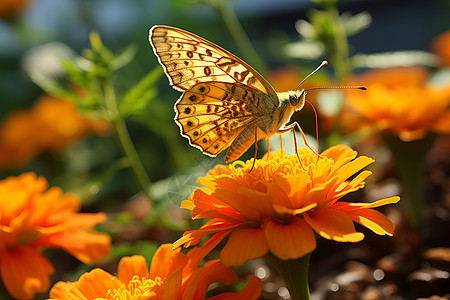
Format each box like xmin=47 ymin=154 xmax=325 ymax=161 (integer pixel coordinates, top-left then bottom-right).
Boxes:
xmin=48 ymin=244 xmax=262 ymax=300
xmin=343 ymin=67 xmax=450 ymax=141
xmin=174 ymin=146 xmax=399 ymax=266
xmin=0 ymin=95 xmax=111 ymax=170
xmin=0 ymin=172 xmax=111 ymax=299
xmin=431 ymin=30 xmax=450 ymax=67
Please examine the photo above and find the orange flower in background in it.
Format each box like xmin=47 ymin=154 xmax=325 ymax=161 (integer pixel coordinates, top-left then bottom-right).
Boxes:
xmin=0 ymin=172 xmax=111 ymax=299
xmin=0 ymin=94 xmax=111 ymax=169
xmin=343 ymin=67 xmax=450 ymax=141
xmin=0 ymin=0 xmax=29 ymax=20
xmin=48 ymin=244 xmax=262 ymax=300
xmin=174 ymin=146 xmax=399 ymax=266
xmin=431 ymin=30 xmax=450 ymax=67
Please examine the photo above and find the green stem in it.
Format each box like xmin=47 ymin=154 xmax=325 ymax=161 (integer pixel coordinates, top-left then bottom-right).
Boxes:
xmin=213 ymin=0 xmax=266 ymax=73
xmin=103 ymin=79 xmax=152 ymax=198
xmin=382 ymin=133 xmax=435 ymax=226
xmin=326 ymin=6 xmax=351 ymax=82
xmin=265 ymin=252 xmax=311 ymax=300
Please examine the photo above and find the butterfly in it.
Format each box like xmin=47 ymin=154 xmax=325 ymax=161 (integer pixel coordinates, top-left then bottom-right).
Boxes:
xmin=149 ymin=25 xmax=323 ymax=163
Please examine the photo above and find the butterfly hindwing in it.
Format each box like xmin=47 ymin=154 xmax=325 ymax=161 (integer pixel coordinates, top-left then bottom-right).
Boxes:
xmin=175 ymin=82 xmax=272 ymax=157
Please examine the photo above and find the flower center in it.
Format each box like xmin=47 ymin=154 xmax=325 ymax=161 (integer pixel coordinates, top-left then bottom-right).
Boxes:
xmin=104 ymin=276 xmax=164 ymax=300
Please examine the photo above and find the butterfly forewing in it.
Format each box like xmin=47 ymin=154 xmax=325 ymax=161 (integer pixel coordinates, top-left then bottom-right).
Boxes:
xmin=149 ymin=25 xmax=278 ymax=101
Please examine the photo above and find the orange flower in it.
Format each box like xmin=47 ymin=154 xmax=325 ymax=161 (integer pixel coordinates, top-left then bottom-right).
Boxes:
xmin=0 ymin=172 xmax=111 ymax=299
xmin=48 ymin=244 xmax=262 ymax=300
xmin=343 ymin=67 xmax=450 ymax=141
xmin=0 ymin=94 xmax=111 ymax=169
xmin=0 ymin=0 xmax=29 ymax=20
xmin=173 ymin=145 xmax=399 ymax=266
xmin=431 ymin=30 xmax=450 ymax=67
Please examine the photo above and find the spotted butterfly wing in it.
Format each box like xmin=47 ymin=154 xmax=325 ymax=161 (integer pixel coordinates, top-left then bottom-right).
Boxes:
xmin=149 ymin=25 xmax=282 ymax=162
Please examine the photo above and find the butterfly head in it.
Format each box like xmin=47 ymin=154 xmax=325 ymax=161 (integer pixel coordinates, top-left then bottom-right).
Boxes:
xmin=288 ymin=89 xmax=306 ymax=111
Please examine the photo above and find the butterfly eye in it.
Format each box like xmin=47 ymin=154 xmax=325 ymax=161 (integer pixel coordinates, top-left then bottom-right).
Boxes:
xmin=289 ymin=94 xmax=298 ymax=106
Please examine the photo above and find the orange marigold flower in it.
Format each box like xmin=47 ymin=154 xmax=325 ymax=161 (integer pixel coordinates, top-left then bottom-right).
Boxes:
xmin=343 ymin=67 xmax=450 ymax=141
xmin=0 ymin=94 xmax=111 ymax=169
xmin=431 ymin=30 xmax=450 ymax=67
xmin=48 ymin=244 xmax=262 ymax=300
xmin=173 ymin=145 xmax=399 ymax=266
xmin=0 ymin=0 xmax=29 ymax=20
xmin=0 ymin=172 xmax=111 ymax=299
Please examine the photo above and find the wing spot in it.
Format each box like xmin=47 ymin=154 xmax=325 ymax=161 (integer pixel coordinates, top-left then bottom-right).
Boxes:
xmin=204 ymin=66 xmax=211 ymax=76
xmin=202 ymin=138 xmax=207 ymax=143
xmin=193 ymin=131 xmax=199 ymax=136
xmin=207 ymin=105 xmax=212 ymax=113
xmin=199 ymin=86 xmax=205 ymax=93
xmin=189 ymin=95 xmax=197 ymax=101
xmin=206 ymin=49 xmax=212 ymax=56
xmin=184 ymin=107 xmax=191 ymax=114
xmin=187 ymin=51 xmax=194 ymax=58
xmin=214 ymin=145 xmax=219 ymax=149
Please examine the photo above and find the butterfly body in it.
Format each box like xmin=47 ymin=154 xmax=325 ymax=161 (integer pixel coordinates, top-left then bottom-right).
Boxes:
xmin=149 ymin=25 xmax=306 ymax=162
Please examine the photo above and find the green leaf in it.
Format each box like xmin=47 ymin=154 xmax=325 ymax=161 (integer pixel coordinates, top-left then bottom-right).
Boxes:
xmin=341 ymin=11 xmax=372 ymax=36
xmin=119 ymin=67 xmax=162 ymax=117
xmin=111 ymin=45 xmax=138 ymax=71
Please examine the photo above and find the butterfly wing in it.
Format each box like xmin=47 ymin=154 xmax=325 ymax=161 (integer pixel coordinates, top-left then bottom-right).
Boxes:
xmin=149 ymin=25 xmax=279 ymax=106
xmin=175 ymin=82 xmax=273 ymax=158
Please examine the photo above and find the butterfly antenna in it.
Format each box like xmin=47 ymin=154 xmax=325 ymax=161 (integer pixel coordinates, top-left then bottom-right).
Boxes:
xmin=294 ymin=60 xmax=329 ymax=92
xmin=305 ymin=86 xmax=367 ymax=92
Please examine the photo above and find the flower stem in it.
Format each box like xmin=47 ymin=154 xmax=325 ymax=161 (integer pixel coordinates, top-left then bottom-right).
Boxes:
xmin=212 ymin=0 xmax=266 ymax=73
xmin=103 ymin=79 xmax=152 ymax=198
xmin=382 ymin=133 xmax=435 ymax=226
xmin=265 ymin=252 xmax=311 ymax=300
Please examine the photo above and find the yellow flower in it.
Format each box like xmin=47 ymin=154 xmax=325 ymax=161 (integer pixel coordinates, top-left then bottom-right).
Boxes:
xmin=48 ymin=244 xmax=262 ymax=300
xmin=0 ymin=95 xmax=111 ymax=169
xmin=343 ymin=67 xmax=450 ymax=141
xmin=0 ymin=172 xmax=111 ymax=299
xmin=173 ymin=146 xmax=399 ymax=266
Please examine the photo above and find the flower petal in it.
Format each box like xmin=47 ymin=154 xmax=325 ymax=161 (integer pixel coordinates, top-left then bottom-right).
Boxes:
xmin=333 ymin=196 xmax=400 ymax=211
xmin=264 ymin=217 xmax=316 ymax=260
xmin=35 ymin=230 xmax=111 ymax=263
xmin=118 ymin=255 xmax=149 ymax=284
xmin=195 ymin=260 xmax=239 ymax=299
xmin=208 ymin=276 xmax=262 ymax=300
xmin=150 ymin=244 xmax=185 ymax=280
xmin=220 ymin=228 xmax=268 ymax=266
xmin=322 ymin=145 xmax=357 ymax=164
xmin=346 ymin=208 xmax=396 ymax=236
xmin=1 ymin=246 xmax=54 ymax=299
xmin=64 ymin=268 xmax=120 ymax=298
xmin=304 ymin=208 xmax=365 ymax=242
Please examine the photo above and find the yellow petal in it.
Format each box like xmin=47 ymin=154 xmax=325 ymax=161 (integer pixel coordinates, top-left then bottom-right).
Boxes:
xmin=336 ymin=156 xmax=374 ymax=182
xmin=304 ymin=208 xmax=365 ymax=242
xmin=346 ymin=209 xmax=396 ymax=236
xmin=264 ymin=217 xmax=316 ymax=260
xmin=334 ymin=196 xmax=400 ymax=211
xmin=220 ymin=228 xmax=268 ymax=266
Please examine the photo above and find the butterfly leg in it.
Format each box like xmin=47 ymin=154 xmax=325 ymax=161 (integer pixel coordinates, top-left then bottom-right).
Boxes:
xmin=249 ymin=127 xmax=267 ymax=173
xmin=278 ymin=122 xmax=321 ymax=156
